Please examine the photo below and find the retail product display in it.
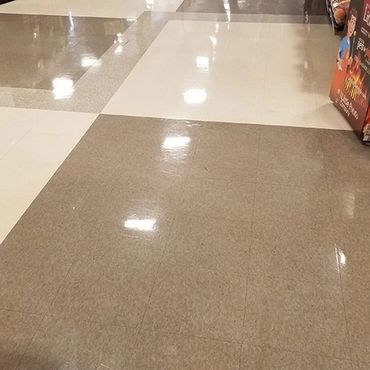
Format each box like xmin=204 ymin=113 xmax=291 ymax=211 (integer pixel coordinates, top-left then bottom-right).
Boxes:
xmin=327 ymin=0 xmax=351 ymax=31
xmin=330 ymin=0 xmax=370 ymax=143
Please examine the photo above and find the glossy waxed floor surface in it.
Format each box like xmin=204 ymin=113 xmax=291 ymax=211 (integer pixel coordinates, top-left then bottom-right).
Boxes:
xmin=177 ymin=0 xmax=327 ymax=16
xmin=103 ymin=20 xmax=351 ymax=130
xmin=1 ymin=1 xmax=370 ymax=369
xmin=0 ymin=0 xmax=184 ymax=18
xmin=0 ymin=14 xmax=131 ymax=89
xmin=1 ymin=114 xmax=369 ymax=369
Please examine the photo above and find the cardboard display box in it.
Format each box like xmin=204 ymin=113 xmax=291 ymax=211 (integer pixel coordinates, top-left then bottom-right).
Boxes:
xmin=330 ymin=0 xmax=370 ymax=143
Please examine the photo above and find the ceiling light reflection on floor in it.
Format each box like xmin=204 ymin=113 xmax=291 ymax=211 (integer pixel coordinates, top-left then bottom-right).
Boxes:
xmin=183 ymin=89 xmax=207 ymax=104
xmin=162 ymin=136 xmax=191 ymax=149
xmin=146 ymin=0 xmax=154 ymax=9
xmin=335 ymin=247 xmax=346 ymax=270
xmin=196 ymin=56 xmax=209 ymax=71
xmin=209 ymin=36 xmax=217 ymax=46
xmin=52 ymin=77 xmax=74 ymax=100
xmin=124 ymin=218 xmax=157 ymax=231
xmin=114 ymin=45 xmax=124 ymax=55
xmin=81 ymin=56 xmax=100 ymax=68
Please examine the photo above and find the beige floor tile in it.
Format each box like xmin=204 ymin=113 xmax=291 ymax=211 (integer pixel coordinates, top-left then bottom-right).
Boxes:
xmin=164 ymin=212 xmax=252 ymax=275
xmin=249 ymin=236 xmax=340 ymax=286
xmin=253 ymin=181 xmax=331 ymax=239
xmin=329 ymin=188 xmax=370 ymax=227
xmin=0 ymin=310 xmax=42 ymax=370
xmin=257 ymin=149 xmax=326 ymax=185
xmin=258 ymin=125 xmax=324 ymax=156
xmin=345 ymin=301 xmax=370 ymax=366
xmin=0 ymin=241 xmax=73 ymax=314
xmin=190 ymin=124 xmax=259 ymax=180
xmin=28 ymin=179 xmax=175 ymax=256
xmin=142 ymin=263 xmax=246 ymax=341
xmin=192 ymin=127 xmax=259 ymax=181
xmin=243 ymin=279 xmax=349 ymax=359
xmin=340 ymin=254 xmax=370 ymax=365
xmin=322 ymin=131 xmax=370 ymax=192
xmin=129 ymin=330 xmax=241 ymax=369
xmin=241 ymin=344 xmax=353 ymax=370
xmin=74 ymin=114 xmax=198 ymax=170
xmin=353 ymin=361 xmax=370 ymax=370
xmin=0 ymin=0 xmax=183 ymax=18
xmin=180 ymin=177 xmax=256 ymax=223
xmin=19 ymin=317 xmax=137 ymax=370
xmin=48 ymin=254 xmax=159 ymax=327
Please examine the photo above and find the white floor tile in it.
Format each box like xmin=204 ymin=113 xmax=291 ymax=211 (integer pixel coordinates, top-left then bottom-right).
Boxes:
xmin=103 ymin=20 xmax=350 ymax=130
xmin=0 ymin=0 xmax=183 ymax=18
xmin=0 ymin=108 xmax=97 ymax=244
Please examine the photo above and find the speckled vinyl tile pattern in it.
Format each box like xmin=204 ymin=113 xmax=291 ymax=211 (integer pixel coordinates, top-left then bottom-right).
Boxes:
xmin=0 ymin=114 xmax=369 ymax=368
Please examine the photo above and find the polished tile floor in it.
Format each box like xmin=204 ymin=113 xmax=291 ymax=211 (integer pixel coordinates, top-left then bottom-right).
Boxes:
xmin=0 ymin=0 xmax=369 ymax=369
xmin=103 ymin=20 xmax=350 ymax=129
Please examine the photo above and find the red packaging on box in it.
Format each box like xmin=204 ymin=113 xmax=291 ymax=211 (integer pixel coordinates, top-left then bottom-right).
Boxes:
xmin=330 ymin=0 xmax=370 ymax=143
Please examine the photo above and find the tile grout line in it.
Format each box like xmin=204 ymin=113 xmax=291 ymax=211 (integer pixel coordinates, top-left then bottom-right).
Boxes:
xmin=238 ymin=127 xmax=261 ymax=370
xmin=320 ymin=132 xmax=354 ymax=367
xmin=128 ymin=212 xmax=177 ymax=360
xmin=15 ymin=259 xmax=78 ymax=367
xmin=243 ymin=341 xmax=354 ymax=363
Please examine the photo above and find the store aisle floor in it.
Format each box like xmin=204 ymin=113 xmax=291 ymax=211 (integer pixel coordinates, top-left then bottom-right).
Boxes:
xmin=0 ymin=0 xmax=369 ymax=369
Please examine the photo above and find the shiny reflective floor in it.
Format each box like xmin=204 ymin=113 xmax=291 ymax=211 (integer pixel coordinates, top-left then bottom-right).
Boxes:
xmin=0 ymin=0 xmax=184 ymax=18
xmin=177 ymin=0 xmax=327 ymax=16
xmin=0 ymin=14 xmax=131 ymax=89
xmin=0 ymin=1 xmax=370 ymax=369
xmin=103 ymin=20 xmax=350 ymax=129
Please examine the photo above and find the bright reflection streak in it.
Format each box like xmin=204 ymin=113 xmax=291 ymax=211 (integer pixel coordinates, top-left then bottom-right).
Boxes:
xmin=69 ymin=11 xmax=74 ymax=32
xmin=52 ymin=77 xmax=74 ymax=100
xmin=339 ymin=251 xmax=346 ymax=265
xmin=116 ymin=32 xmax=125 ymax=43
xmin=196 ymin=56 xmax=209 ymax=71
xmin=146 ymin=0 xmax=154 ymax=9
xmin=81 ymin=56 xmax=100 ymax=68
xmin=343 ymin=192 xmax=355 ymax=218
xmin=124 ymin=218 xmax=156 ymax=231
xmin=184 ymin=89 xmax=207 ymax=104
xmin=163 ymin=136 xmax=191 ymax=149
xmin=114 ymin=45 xmax=124 ymax=55
xmin=209 ymin=36 xmax=217 ymax=46
xmin=335 ymin=247 xmax=346 ymax=270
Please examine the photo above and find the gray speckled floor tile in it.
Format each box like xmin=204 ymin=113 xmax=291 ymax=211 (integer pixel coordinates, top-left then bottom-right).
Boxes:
xmin=130 ymin=330 xmax=241 ymax=369
xmin=241 ymin=344 xmax=353 ymax=370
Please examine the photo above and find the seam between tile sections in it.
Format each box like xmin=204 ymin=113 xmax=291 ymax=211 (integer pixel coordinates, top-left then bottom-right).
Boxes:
xmin=170 ymin=11 xmax=330 ymax=24
xmin=15 ymin=260 xmax=82 ymax=367
xmin=241 ymin=342 xmax=353 ymax=362
xmin=322 ymin=147 xmax=355 ymax=367
xmin=12 ymin=313 xmax=46 ymax=369
xmin=129 ymin=214 xmax=178 ymax=356
xmin=320 ymin=133 xmax=354 ymax=366
xmin=1 ymin=14 xmax=331 ymax=114
xmin=0 ymin=12 xmax=169 ymax=113
xmin=0 ymin=124 xmax=35 ymax=160
xmin=239 ymin=128 xmax=260 ymax=370
xmin=138 ymin=326 xmax=244 ymax=345
xmin=123 ymin=115 xmax=201 ymax=351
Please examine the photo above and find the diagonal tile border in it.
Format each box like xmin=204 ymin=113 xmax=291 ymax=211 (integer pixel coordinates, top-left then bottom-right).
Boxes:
xmin=0 ymin=11 xmax=332 ymax=114
xmin=0 ymin=11 xmax=169 ymax=113
xmin=0 ymin=107 xmax=97 ymax=244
